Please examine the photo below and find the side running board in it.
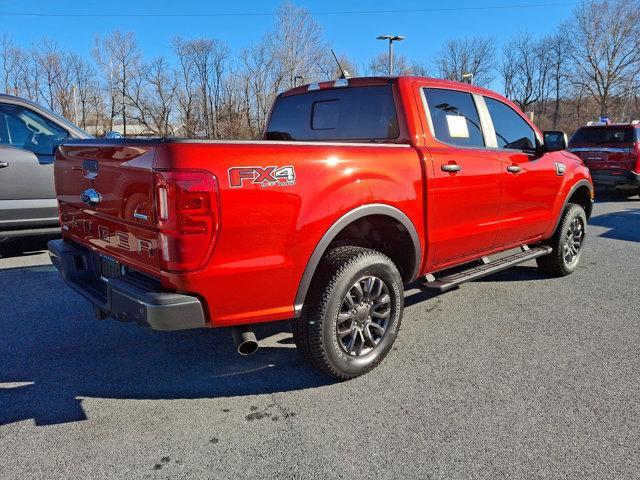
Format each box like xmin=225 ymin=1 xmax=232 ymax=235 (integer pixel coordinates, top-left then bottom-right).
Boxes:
xmin=421 ymin=245 xmax=552 ymax=292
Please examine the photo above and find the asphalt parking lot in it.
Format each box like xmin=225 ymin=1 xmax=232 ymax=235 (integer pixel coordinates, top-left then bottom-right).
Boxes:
xmin=0 ymin=197 xmax=638 ymax=479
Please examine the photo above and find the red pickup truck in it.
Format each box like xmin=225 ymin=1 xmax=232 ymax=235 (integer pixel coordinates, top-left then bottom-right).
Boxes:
xmin=48 ymin=76 xmax=593 ymax=379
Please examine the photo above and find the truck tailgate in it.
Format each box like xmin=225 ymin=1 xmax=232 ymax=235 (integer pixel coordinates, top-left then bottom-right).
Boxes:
xmin=569 ymin=144 xmax=635 ymax=171
xmin=55 ymin=141 xmax=160 ymax=276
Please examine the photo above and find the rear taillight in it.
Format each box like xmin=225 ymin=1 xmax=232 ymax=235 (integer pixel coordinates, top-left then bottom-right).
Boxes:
xmin=153 ymin=170 xmax=220 ymax=272
xmin=631 ymin=142 xmax=640 ymax=172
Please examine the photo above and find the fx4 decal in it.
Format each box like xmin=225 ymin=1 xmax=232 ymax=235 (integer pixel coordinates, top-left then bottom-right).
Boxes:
xmin=228 ymin=166 xmax=296 ymax=188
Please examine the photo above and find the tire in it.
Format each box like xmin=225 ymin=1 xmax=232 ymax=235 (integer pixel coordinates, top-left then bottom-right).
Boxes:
xmin=293 ymin=246 xmax=404 ymax=380
xmin=536 ymin=203 xmax=587 ymax=277
xmin=625 ymin=188 xmax=640 ymax=199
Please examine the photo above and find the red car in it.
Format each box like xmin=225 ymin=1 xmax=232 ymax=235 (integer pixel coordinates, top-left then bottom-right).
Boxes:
xmin=568 ymin=121 xmax=640 ymax=197
xmin=48 ymin=76 xmax=593 ymax=379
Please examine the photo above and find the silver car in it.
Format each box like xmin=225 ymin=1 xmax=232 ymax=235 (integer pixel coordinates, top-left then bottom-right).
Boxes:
xmin=0 ymin=94 xmax=91 ymax=239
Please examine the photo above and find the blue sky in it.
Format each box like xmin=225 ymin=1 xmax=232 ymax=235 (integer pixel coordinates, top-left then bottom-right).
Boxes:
xmin=1 ymin=0 xmax=577 ymax=79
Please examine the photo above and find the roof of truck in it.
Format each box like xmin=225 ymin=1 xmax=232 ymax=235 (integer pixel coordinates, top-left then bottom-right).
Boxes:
xmin=279 ymin=76 xmax=499 ymax=98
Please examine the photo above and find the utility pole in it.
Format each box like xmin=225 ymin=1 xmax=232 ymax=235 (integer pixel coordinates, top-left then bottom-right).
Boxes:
xmin=376 ymin=35 xmax=405 ymax=75
xmin=71 ymin=84 xmax=78 ymax=125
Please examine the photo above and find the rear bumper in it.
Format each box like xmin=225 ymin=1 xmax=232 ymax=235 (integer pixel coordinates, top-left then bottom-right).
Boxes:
xmin=590 ymin=170 xmax=640 ymax=189
xmin=48 ymin=239 xmax=206 ymax=331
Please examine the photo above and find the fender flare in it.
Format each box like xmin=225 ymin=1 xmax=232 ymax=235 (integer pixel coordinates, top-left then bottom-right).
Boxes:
xmin=551 ymin=179 xmax=594 ymax=233
xmin=293 ymin=203 xmax=422 ymax=317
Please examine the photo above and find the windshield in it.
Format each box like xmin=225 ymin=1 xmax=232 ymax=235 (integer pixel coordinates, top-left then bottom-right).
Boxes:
xmin=265 ymin=86 xmax=399 ymax=142
xmin=569 ymin=126 xmax=635 ymax=145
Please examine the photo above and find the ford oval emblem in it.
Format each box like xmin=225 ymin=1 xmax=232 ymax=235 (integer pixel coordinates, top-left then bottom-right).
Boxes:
xmin=81 ymin=188 xmax=101 ymax=207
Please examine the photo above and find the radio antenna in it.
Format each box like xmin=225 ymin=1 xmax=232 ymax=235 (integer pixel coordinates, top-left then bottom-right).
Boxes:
xmin=331 ymin=49 xmax=351 ymax=79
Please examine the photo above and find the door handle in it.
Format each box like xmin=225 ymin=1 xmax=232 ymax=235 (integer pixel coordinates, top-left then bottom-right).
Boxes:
xmin=441 ymin=163 xmax=462 ymax=173
xmin=0 ymin=161 xmax=8 ymax=168
xmin=506 ymin=165 xmax=522 ymax=173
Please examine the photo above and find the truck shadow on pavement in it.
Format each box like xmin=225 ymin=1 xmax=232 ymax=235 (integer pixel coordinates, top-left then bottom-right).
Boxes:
xmin=5 ymin=203 xmax=635 ymax=427
xmin=0 ymin=265 xmax=332 ymax=427
xmin=0 ymin=235 xmax=59 ymax=259
xmin=588 ymin=207 xmax=640 ymax=243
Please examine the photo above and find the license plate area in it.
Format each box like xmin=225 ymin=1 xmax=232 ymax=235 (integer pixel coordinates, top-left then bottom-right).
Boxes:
xmin=99 ymin=254 xmax=126 ymax=280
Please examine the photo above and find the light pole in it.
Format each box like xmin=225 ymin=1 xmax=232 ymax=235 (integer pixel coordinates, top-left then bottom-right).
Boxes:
xmin=71 ymin=84 xmax=78 ymax=125
xmin=376 ymin=35 xmax=405 ymax=75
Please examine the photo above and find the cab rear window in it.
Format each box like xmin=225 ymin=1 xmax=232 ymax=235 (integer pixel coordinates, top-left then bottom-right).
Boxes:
xmin=266 ymin=86 xmax=399 ymax=141
xmin=569 ymin=126 xmax=635 ymax=145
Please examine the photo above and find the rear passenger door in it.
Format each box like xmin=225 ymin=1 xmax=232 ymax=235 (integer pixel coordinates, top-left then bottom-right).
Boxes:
xmin=483 ymin=97 xmax=558 ymax=247
xmin=420 ymin=88 xmax=502 ymax=265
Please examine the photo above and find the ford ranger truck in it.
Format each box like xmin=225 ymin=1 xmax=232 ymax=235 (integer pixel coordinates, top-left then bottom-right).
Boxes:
xmin=48 ymin=76 xmax=594 ymax=380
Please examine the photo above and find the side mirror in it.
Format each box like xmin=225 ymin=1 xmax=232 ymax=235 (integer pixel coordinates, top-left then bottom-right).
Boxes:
xmin=542 ymin=131 xmax=567 ymax=152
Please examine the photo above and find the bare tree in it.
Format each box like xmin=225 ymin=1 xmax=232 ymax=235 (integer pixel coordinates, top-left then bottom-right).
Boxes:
xmin=18 ymin=49 xmax=41 ymax=100
xmin=0 ymin=39 xmax=38 ymax=99
xmin=1 ymin=34 xmax=19 ymax=95
xmin=409 ymin=62 xmax=430 ymax=77
xmin=500 ymin=33 xmax=543 ymax=110
xmin=240 ymin=48 xmax=268 ymax=136
xmin=619 ymin=73 xmax=639 ymax=121
xmin=93 ymin=31 xmax=140 ymax=134
xmin=32 ymin=39 xmax=76 ymax=118
xmin=240 ymin=42 xmax=280 ymax=135
xmin=546 ymin=33 xmax=571 ymax=129
xmin=531 ymin=36 xmax=556 ymax=125
xmin=367 ymin=52 xmax=413 ymax=76
xmin=173 ymin=37 xmax=230 ymax=138
xmin=129 ymin=56 xmax=177 ymax=136
xmin=270 ymin=2 xmax=329 ymax=90
xmin=238 ymin=3 xmax=329 ymax=136
xmin=435 ymin=37 xmax=496 ymax=86
xmin=173 ymin=37 xmax=199 ymax=137
xmin=563 ymin=0 xmax=640 ymax=116
xmin=217 ymin=64 xmax=255 ymax=139
xmin=68 ymin=53 xmax=98 ymax=128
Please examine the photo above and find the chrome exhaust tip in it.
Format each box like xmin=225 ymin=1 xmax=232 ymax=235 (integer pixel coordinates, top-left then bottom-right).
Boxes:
xmin=231 ymin=326 xmax=259 ymax=356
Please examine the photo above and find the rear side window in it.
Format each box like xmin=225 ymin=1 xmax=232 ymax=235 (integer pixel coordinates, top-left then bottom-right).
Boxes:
xmin=266 ymin=86 xmax=399 ymax=141
xmin=485 ymin=97 xmax=536 ymax=150
xmin=423 ymin=88 xmax=484 ymax=148
xmin=569 ymin=126 xmax=635 ymax=145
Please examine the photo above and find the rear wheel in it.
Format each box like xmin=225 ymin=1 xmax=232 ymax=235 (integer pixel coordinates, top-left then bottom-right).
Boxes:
xmin=293 ymin=246 xmax=404 ymax=380
xmin=536 ymin=203 xmax=587 ymax=276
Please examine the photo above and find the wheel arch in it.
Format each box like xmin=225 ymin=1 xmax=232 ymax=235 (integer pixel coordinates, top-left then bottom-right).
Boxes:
xmin=555 ymin=179 xmax=594 ymax=228
xmin=294 ymin=204 xmax=422 ymax=317
xmin=568 ymin=183 xmax=593 ymax=218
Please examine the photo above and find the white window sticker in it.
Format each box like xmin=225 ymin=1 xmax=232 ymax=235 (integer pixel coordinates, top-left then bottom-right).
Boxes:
xmin=446 ymin=115 xmax=470 ymax=138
